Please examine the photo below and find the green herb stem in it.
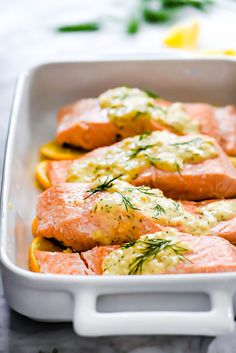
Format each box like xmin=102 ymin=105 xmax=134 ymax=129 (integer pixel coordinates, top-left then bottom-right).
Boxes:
xmin=136 ymin=185 xmax=159 ymax=196
xmin=170 ymin=137 xmax=202 ymax=146
xmin=116 ymin=191 xmax=140 ymax=211
xmin=57 ymin=22 xmax=100 ymax=32
xmin=84 ymin=174 xmax=123 ymax=199
xmin=129 ymin=144 xmax=155 ymax=159
xmin=143 ymin=7 xmax=173 ymax=23
xmin=153 ymin=204 xmax=166 ymax=218
xmin=127 ymin=17 xmax=140 ymax=34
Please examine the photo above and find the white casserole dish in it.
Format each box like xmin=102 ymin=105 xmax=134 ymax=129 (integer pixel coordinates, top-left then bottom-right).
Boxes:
xmin=1 ymin=58 xmax=236 ymax=337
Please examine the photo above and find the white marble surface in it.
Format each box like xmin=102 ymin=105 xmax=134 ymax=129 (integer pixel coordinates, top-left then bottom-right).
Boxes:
xmin=1 ymin=0 xmax=236 ymax=352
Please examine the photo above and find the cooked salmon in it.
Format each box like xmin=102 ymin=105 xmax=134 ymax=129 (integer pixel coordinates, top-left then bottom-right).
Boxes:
xmin=48 ymin=131 xmax=236 ymax=200
xmin=56 ymin=93 xmax=236 ymax=155
xmin=82 ymin=233 xmax=236 ymax=275
xmin=81 ymin=245 xmax=119 ymax=275
xmin=34 ymin=250 xmax=92 ymax=275
xmin=34 ymin=180 xmax=236 ymax=251
xmin=214 ymin=106 xmax=236 ymax=156
xmin=36 ymin=233 xmax=236 ymax=275
xmin=34 ymin=182 xmax=165 ymax=251
xmin=34 ymin=233 xmax=236 ymax=275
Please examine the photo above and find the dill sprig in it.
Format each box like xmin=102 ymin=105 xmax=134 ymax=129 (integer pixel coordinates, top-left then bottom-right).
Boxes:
xmin=129 ymin=144 xmax=155 ymax=159
xmin=136 ymin=185 xmax=159 ymax=197
xmin=144 ymin=153 xmax=160 ymax=166
xmin=174 ymin=160 xmax=182 ymax=175
xmin=84 ymin=174 xmax=123 ymax=199
xmin=122 ymin=241 xmax=137 ymax=249
xmin=57 ymin=0 xmax=214 ymax=35
xmin=170 ymin=137 xmax=202 ymax=147
xmin=153 ymin=204 xmax=166 ymax=218
xmin=116 ymin=191 xmax=140 ymax=211
xmin=144 ymin=89 xmax=160 ymax=98
xmin=57 ymin=22 xmax=100 ymax=32
xmin=127 ymin=238 xmax=189 ymax=275
xmin=174 ymin=201 xmax=180 ymax=211
xmin=139 ymin=131 xmax=151 ymax=140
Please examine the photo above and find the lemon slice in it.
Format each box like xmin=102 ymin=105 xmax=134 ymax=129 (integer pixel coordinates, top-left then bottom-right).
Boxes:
xmin=40 ymin=140 xmax=84 ymax=160
xmin=163 ymin=20 xmax=199 ymax=50
xmin=35 ymin=160 xmax=51 ymax=190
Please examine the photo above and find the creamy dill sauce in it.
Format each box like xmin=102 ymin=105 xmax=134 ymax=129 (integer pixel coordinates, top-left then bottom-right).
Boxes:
xmin=90 ymin=180 xmax=207 ymax=235
xmin=102 ymin=201 xmax=236 ymax=275
xmin=68 ymin=131 xmax=218 ymax=183
xmin=86 ymin=179 xmax=236 ymax=246
xmin=86 ymin=179 xmax=236 ymax=239
xmin=200 ymin=200 xmax=236 ymax=227
xmin=98 ymin=87 xmax=199 ymax=134
xmin=102 ymin=228 xmax=191 ymax=275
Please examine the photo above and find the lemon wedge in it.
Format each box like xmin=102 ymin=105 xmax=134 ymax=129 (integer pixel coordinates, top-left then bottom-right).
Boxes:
xmin=163 ymin=20 xmax=199 ymax=50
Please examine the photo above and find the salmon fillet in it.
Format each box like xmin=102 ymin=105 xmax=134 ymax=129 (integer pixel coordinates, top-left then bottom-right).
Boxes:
xmin=82 ymin=234 xmax=236 ymax=275
xmin=47 ymin=134 xmax=236 ymax=200
xmin=35 ymin=250 xmax=92 ymax=275
xmin=57 ymin=99 xmax=118 ymax=150
xmin=214 ymin=106 xmax=236 ymax=155
xmin=211 ymin=218 xmax=236 ymax=244
xmin=56 ymin=97 xmax=236 ymax=155
xmin=81 ymin=245 xmax=119 ymax=275
xmin=34 ymin=182 xmax=164 ymax=251
xmin=33 ymin=234 xmax=236 ymax=276
xmin=34 ymin=180 xmax=236 ymax=251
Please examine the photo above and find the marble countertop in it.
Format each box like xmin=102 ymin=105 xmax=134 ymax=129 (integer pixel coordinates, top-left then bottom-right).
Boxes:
xmin=1 ymin=0 xmax=236 ymax=352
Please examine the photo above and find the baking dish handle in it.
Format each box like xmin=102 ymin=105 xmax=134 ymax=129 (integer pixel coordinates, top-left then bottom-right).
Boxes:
xmin=73 ymin=288 xmax=234 ymax=336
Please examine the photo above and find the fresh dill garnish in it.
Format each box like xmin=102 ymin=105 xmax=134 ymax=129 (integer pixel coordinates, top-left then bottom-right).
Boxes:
xmin=57 ymin=1 xmax=214 ymax=36
xmin=57 ymin=22 xmax=100 ymax=32
xmin=128 ymin=238 xmax=189 ymax=275
xmin=143 ymin=7 xmax=172 ymax=23
xmin=84 ymin=174 xmax=123 ymax=199
xmin=174 ymin=161 xmax=182 ymax=175
xmin=174 ymin=201 xmax=180 ymax=211
xmin=144 ymin=89 xmax=160 ymax=98
xmin=170 ymin=137 xmax=202 ymax=147
xmin=136 ymin=185 xmax=159 ymax=197
xmin=144 ymin=154 xmax=160 ymax=166
xmin=153 ymin=204 xmax=166 ymax=218
xmin=162 ymin=0 xmax=213 ymax=10
xmin=139 ymin=131 xmax=151 ymax=140
xmin=122 ymin=241 xmax=136 ymax=249
xmin=129 ymin=144 xmax=155 ymax=159
xmin=116 ymin=191 xmax=140 ymax=212
xmin=127 ymin=17 xmax=140 ymax=34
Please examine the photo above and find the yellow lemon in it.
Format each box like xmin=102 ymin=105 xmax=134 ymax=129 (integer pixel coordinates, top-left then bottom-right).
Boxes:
xmin=40 ymin=140 xmax=84 ymax=160
xmin=163 ymin=20 xmax=199 ymax=50
xmin=35 ymin=160 xmax=51 ymax=190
